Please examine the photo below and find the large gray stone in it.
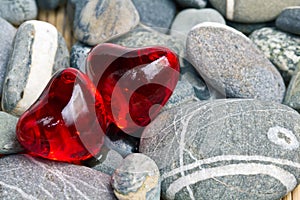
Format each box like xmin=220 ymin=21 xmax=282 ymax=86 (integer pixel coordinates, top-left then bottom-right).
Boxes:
xmin=140 ymin=99 xmax=300 ymax=200
xmin=187 ymin=23 xmax=285 ymax=102
xmin=249 ymin=27 xmax=300 ymax=83
xmin=0 ymin=18 xmax=16 ymax=98
xmin=132 ymin=0 xmax=176 ymax=33
xmin=171 ymin=8 xmax=225 ymax=36
xmin=0 ymin=112 xmax=23 ymax=154
xmin=276 ymin=7 xmax=300 ymax=35
xmin=0 ymin=0 xmax=37 ymax=25
xmin=112 ymin=153 xmax=160 ymax=200
xmin=0 ymin=155 xmax=116 ymax=199
xmin=226 ymin=21 xmax=275 ymax=35
xmin=2 ymin=20 xmax=69 ymax=116
xmin=73 ymin=0 xmax=139 ymax=45
xmin=209 ymin=0 xmax=300 ymax=23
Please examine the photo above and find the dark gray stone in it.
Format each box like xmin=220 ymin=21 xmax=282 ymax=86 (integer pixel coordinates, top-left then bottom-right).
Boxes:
xmin=73 ymin=0 xmax=139 ymax=45
xmin=0 ymin=18 xmax=16 ymax=98
xmin=0 ymin=112 xmax=23 ymax=154
xmin=276 ymin=7 xmax=300 ymax=35
xmin=175 ymin=0 xmax=207 ymax=8
xmin=36 ymin=0 xmax=66 ymax=10
xmin=171 ymin=8 xmax=225 ymax=36
xmin=140 ymin=99 xmax=300 ymax=200
xmin=284 ymin=63 xmax=300 ymax=111
xmin=249 ymin=27 xmax=300 ymax=83
xmin=70 ymin=42 xmax=92 ymax=73
xmin=112 ymin=153 xmax=160 ymax=200
xmin=0 ymin=0 xmax=37 ymax=25
xmin=227 ymin=21 xmax=275 ymax=35
xmin=2 ymin=20 xmax=69 ymax=116
xmin=132 ymin=0 xmax=176 ymax=33
xmin=104 ymin=124 xmax=140 ymax=158
xmin=87 ymin=146 xmax=123 ymax=176
xmin=209 ymin=0 xmax=300 ymax=23
xmin=163 ymin=80 xmax=198 ymax=111
xmin=187 ymin=23 xmax=285 ymax=102
xmin=0 ymin=155 xmax=116 ymax=199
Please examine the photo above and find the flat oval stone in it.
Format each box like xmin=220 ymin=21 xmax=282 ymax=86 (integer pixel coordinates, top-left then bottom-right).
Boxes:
xmin=187 ymin=23 xmax=285 ymax=102
xmin=209 ymin=0 xmax=300 ymax=23
xmin=140 ymin=99 xmax=300 ymax=200
xmin=171 ymin=8 xmax=225 ymax=37
xmin=249 ymin=27 xmax=300 ymax=83
xmin=0 ymin=155 xmax=116 ymax=199
xmin=0 ymin=18 xmax=16 ymax=98
xmin=276 ymin=7 xmax=300 ymax=35
xmin=0 ymin=0 xmax=37 ymax=25
xmin=132 ymin=0 xmax=176 ymax=33
xmin=112 ymin=153 xmax=160 ymax=200
xmin=2 ymin=20 xmax=69 ymax=116
xmin=73 ymin=0 xmax=139 ymax=45
xmin=0 ymin=112 xmax=24 ymax=154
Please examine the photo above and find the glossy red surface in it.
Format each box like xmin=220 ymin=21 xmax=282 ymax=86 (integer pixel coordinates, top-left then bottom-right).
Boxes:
xmin=87 ymin=43 xmax=180 ymax=134
xmin=16 ymin=68 xmax=106 ymax=162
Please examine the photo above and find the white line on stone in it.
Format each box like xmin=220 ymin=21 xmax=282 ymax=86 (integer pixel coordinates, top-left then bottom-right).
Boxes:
xmin=162 ymin=155 xmax=300 ymax=180
xmin=226 ymin=0 xmax=235 ymax=20
xmin=15 ymin=20 xmax=57 ymax=114
xmin=165 ymin=163 xmax=297 ymax=200
xmin=0 ymin=180 xmax=39 ymax=200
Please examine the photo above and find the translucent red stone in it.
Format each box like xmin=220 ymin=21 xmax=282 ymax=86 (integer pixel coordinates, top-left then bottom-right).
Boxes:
xmin=86 ymin=43 xmax=180 ymax=134
xmin=16 ymin=68 xmax=106 ymax=162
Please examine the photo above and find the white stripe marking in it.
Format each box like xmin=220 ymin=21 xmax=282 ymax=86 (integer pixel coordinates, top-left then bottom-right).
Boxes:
xmin=162 ymin=155 xmax=300 ymax=180
xmin=165 ymin=163 xmax=297 ymax=200
xmin=15 ymin=20 xmax=57 ymax=115
xmin=226 ymin=0 xmax=235 ymax=20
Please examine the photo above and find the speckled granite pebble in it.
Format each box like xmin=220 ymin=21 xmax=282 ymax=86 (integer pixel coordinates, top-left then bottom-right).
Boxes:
xmin=249 ymin=27 xmax=300 ymax=82
xmin=112 ymin=153 xmax=160 ymax=200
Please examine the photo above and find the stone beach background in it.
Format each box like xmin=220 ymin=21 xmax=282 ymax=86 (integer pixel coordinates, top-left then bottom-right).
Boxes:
xmin=1 ymin=0 xmax=300 ymax=200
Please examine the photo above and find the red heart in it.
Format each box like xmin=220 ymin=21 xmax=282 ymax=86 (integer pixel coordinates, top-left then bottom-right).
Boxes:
xmin=16 ymin=68 xmax=107 ymax=162
xmin=86 ymin=43 xmax=180 ymax=134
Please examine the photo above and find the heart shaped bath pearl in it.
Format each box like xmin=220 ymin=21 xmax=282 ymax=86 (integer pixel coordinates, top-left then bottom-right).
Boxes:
xmin=86 ymin=43 xmax=180 ymax=134
xmin=16 ymin=68 xmax=106 ymax=162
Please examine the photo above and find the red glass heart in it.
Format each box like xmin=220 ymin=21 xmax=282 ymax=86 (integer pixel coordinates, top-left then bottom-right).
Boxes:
xmin=16 ymin=68 xmax=106 ymax=162
xmin=86 ymin=43 xmax=180 ymax=134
